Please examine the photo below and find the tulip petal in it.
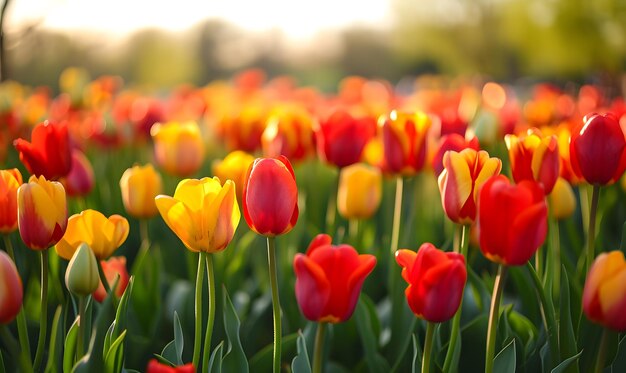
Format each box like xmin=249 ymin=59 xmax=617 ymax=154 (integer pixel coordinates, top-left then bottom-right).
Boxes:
xmin=294 ymin=254 xmax=330 ymax=321
xmin=155 ymin=195 xmax=201 ymax=252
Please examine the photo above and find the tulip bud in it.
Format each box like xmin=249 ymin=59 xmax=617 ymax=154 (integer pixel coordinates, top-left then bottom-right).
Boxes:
xmin=0 ymin=168 xmax=23 ymax=234
xmin=93 ymin=256 xmax=130 ymax=303
xmin=65 ymin=242 xmax=100 ymax=296
xmin=583 ymin=251 xmax=626 ymax=331
xmin=316 ymin=110 xmax=377 ymax=168
xmin=0 ymin=251 xmax=23 ymax=324
xmin=337 ymin=163 xmax=382 ymax=220
xmin=212 ymin=151 xmax=255 ymax=199
xmin=61 ymin=149 xmax=95 ymax=197
xmin=396 ymin=243 xmax=467 ymax=323
xmin=379 ymin=110 xmax=431 ymax=175
xmin=13 ymin=121 xmax=72 ymax=180
xmin=150 ymin=121 xmax=205 ymax=177
xmin=548 ymin=177 xmax=576 ymax=220
xmin=119 ymin=164 xmax=163 ymax=219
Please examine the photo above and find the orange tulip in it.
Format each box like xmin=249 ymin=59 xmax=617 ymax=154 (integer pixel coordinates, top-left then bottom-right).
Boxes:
xmin=261 ymin=106 xmax=315 ymax=161
xmin=119 ymin=164 xmax=163 ymax=219
xmin=212 ymin=151 xmax=255 ymax=199
xmin=583 ymin=251 xmax=626 ymax=331
xmin=150 ymin=121 xmax=205 ymax=177
xmin=0 ymin=168 xmax=22 ymax=233
xmin=92 ymin=256 xmax=130 ymax=303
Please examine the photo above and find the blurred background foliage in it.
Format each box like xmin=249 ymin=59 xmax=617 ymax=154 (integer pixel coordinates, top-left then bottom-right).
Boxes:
xmin=1 ymin=0 xmax=626 ymax=92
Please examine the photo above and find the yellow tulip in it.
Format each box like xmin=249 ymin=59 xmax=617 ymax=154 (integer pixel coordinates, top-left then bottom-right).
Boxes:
xmin=212 ymin=151 xmax=255 ymax=199
xmin=119 ymin=164 xmax=163 ymax=218
xmin=17 ymin=175 xmax=67 ymax=250
xmin=155 ymin=177 xmax=240 ymax=253
xmin=548 ymin=177 xmax=576 ymax=220
xmin=150 ymin=121 xmax=205 ymax=177
xmin=337 ymin=163 xmax=382 ymax=219
xmin=55 ymin=209 xmax=129 ymax=260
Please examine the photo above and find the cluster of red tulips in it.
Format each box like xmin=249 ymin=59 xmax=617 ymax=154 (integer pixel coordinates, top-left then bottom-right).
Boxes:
xmin=1 ymin=68 xmax=626 ymax=372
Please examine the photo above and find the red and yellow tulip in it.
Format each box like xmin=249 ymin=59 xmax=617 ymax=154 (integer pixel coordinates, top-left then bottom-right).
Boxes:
xmin=583 ymin=251 xmax=626 ymax=331
xmin=0 ymin=168 xmax=22 ymax=233
xmin=379 ymin=110 xmax=431 ymax=175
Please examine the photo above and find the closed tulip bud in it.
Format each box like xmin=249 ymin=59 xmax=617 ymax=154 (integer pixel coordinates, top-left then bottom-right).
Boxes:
xmin=0 ymin=168 xmax=23 ymax=233
xmin=146 ymin=359 xmax=195 ymax=373
xmin=396 ymin=243 xmax=467 ymax=323
xmin=119 ymin=164 xmax=163 ymax=218
xmin=0 ymin=251 xmax=23 ymax=324
xmin=13 ymin=121 xmax=72 ymax=180
xmin=570 ymin=113 xmax=626 ymax=185
xmin=150 ymin=121 xmax=205 ymax=177
xmin=379 ymin=110 xmax=431 ymax=175
xmin=316 ymin=110 xmax=377 ymax=168
xmin=548 ymin=177 xmax=576 ymax=220
xmin=337 ymin=163 xmax=382 ymax=219
xmin=212 ymin=150 xmax=255 ymax=199
xmin=18 ymin=175 xmax=68 ymax=250
xmin=477 ymin=175 xmax=547 ymax=266
xmin=55 ymin=209 xmax=129 ymax=260
xmin=155 ymin=177 xmax=240 ymax=253
xmin=242 ymin=156 xmax=299 ymax=236
xmin=505 ymin=128 xmax=560 ymax=194
xmin=65 ymin=242 xmax=99 ymax=296
xmin=438 ymin=149 xmax=502 ymax=225
xmin=294 ymin=234 xmax=376 ymax=323
xmin=93 ymin=256 xmax=129 ymax=303
xmin=583 ymin=251 xmax=626 ymax=331
xmin=61 ymin=149 xmax=95 ymax=197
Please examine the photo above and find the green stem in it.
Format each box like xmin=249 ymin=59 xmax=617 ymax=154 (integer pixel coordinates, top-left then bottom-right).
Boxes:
xmin=3 ymin=235 xmax=31 ymax=365
xmin=33 ymin=251 xmax=49 ymax=372
xmin=348 ymin=219 xmax=359 ymax=245
xmin=390 ymin=176 xmax=404 ymax=255
xmin=139 ymin=219 xmax=150 ymax=254
xmin=485 ymin=265 xmax=506 ymax=373
xmin=526 ymin=262 xmax=559 ymax=368
xmin=443 ymin=224 xmax=469 ymax=372
xmin=202 ymin=254 xmax=216 ymax=372
xmin=313 ymin=322 xmax=326 ymax=373
xmin=77 ymin=296 xmax=86 ymax=359
xmin=586 ymin=185 xmax=600 ymax=275
xmin=192 ymin=252 xmax=206 ymax=371
xmin=267 ymin=236 xmax=281 ymax=373
xmin=549 ymin=213 xmax=561 ymax=303
xmin=97 ymin=259 xmax=112 ymax=295
xmin=594 ymin=328 xmax=609 ymax=373
xmin=422 ymin=322 xmax=436 ymax=373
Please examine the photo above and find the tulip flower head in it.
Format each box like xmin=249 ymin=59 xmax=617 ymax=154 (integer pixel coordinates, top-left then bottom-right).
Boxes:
xmin=431 ymin=133 xmax=479 ymax=177
xmin=146 ymin=359 xmax=195 ymax=373
xmin=65 ymin=242 xmax=100 ymax=297
xmin=0 ymin=168 xmax=22 ymax=233
xmin=119 ymin=164 xmax=163 ymax=219
xmin=55 ymin=209 xmax=129 ymax=260
xmin=570 ymin=112 xmax=626 ymax=185
xmin=242 ymin=156 xmax=299 ymax=236
xmin=155 ymin=177 xmax=240 ymax=253
xmin=505 ymin=128 xmax=560 ymax=194
xmin=396 ymin=243 xmax=467 ymax=323
xmin=13 ymin=121 xmax=72 ymax=180
xmin=61 ymin=149 xmax=95 ymax=197
xmin=150 ymin=121 xmax=205 ymax=177
xmin=93 ymin=256 xmax=130 ymax=303
xmin=583 ymin=251 xmax=626 ymax=331
xmin=477 ymin=175 xmax=547 ymax=266
xmin=548 ymin=177 xmax=576 ymax=220
xmin=0 ymin=251 xmax=23 ymax=324
xmin=379 ymin=110 xmax=431 ymax=175
xmin=438 ymin=149 xmax=502 ymax=225
xmin=17 ymin=175 xmax=68 ymax=250
xmin=294 ymin=234 xmax=376 ymax=323
xmin=261 ymin=106 xmax=315 ymax=161
xmin=212 ymin=150 xmax=255 ymax=199
xmin=337 ymin=163 xmax=382 ymax=220
xmin=316 ymin=110 xmax=377 ymax=168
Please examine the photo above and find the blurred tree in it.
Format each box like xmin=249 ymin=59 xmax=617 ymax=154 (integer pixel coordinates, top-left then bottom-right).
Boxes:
xmin=0 ymin=0 xmax=11 ymax=81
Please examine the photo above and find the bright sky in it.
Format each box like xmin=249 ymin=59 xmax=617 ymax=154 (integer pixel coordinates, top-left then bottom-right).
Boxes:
xmin=8 ymin=0 xmax=391 ymax=39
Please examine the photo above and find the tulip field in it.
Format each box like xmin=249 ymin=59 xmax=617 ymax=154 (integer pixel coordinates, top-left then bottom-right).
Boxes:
xmin=2 ymin=70 xmax=626 ymax=373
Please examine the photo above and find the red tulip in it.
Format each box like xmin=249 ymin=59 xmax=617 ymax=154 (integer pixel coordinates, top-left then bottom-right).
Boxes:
xmin=395 ymin=243 xmax=466 ymax=323
xmin=61 ymin=149 xmax=95 ymax=197
xmin=13 ymin=121 xmax=72 ymax=180
xmin=294 ymin=234 xmax=376 ymax=323
xmin=146 ymin=359 xmax=195 ymax=373
xmin=379 ymin=110 xmax=432 ymax=175
xmin=570 ymin=113 xmax=626 ymax=185
xmin=92 ymin=256 xmax=130 ymax=303
xmin=477 ymin=175 xmax=547 ymax=266
xmin=242 ymin=156 xmax=299 ymax=236
xmin=0 ymin=251 xmax=23 ymax=324
xmin=316 ymin=110 xmax=377 ymax=168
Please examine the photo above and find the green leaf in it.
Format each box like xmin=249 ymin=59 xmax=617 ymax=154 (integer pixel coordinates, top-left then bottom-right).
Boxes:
xmin=221 ymin=287 xmax=249 ymax=372
xmin=208 ymin=342 xmax=224 ymax=373
xmin=507 ymin=309 xmax=538 ymax=354
xmin=104 ymin=330 xmax=127 ymax=373
xmin=103 ymin=321 xmax=116 ymax=358
xmin=559 ymin=268 xmax=578 ymax=373
xmin=44 ymin=306 xmax=63 ymax=373
xmin=611 ymin=335 xmax=626 ymax=372
xmin=493 ymin=339 xmax=516 ymax=373
xmin=411 ymin=333 xmax=423 ymax=373
xmin=173 ymin=311 xmax=184 ymax=366
xmin=249 ymin=333 xmax=299 ymax=372
xmin=152 ymin=353 xmax=175 ymax=367
xmin=291 ymin=331 xmax=311 ymax=373
xmin=161 ymin=341 xmax=179 ymax=366
xmin=354 ymin=298 xmax=391 ymax=372
xmin=63 ymin=317 xmax=80 ymax=373
xmin=130 ymin=247 xmax=162 ymax=335
xmin=0 ymin=350 xmax=5 ymax=373
xmin=551 ymin=351 xmax=583 ymax=373
xmin=113 ymin=277 xmax=135 ymax=339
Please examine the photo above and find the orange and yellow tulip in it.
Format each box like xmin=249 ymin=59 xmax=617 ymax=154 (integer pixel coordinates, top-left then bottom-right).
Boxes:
xmin=212 ymin=150 xmax=255 ymax=199
xmin=119 ymin=164 xmax=163 ymax=219
xmin=150 ymin=121 xmax=205 ymax=177
xmin=583 ymin=251 xmax=626 ymax=331
xmin=0 ymin=168 xmax=22 ymax=233
xmin=17 ymin=175 xmax=67 ymax=250
xmin=337 ymin=163 xmax=382 ymax=220
xmin=155 ymin=177 xmax=240 ymax=253
xmin=55 ymin=209 xmax=129 ymax=260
